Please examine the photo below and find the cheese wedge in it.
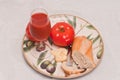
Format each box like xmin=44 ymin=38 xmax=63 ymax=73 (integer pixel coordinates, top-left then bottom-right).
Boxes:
xmin=72 ymin=36 xmax=95 ymax=69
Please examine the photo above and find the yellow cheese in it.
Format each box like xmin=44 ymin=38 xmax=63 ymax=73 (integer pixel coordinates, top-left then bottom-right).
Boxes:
xmin=51 ymin=48 xmax=67 ymax=62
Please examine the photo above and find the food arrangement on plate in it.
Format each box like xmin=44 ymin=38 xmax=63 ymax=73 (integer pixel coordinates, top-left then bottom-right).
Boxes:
xmin=22 ymin=8 xmax=104 ymax=79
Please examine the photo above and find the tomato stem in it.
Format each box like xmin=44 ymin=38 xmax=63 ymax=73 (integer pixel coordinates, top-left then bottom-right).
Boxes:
xmin=59 ymin=26 xmax=65 ymax=32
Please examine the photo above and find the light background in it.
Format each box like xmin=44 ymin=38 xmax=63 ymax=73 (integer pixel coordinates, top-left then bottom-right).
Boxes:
xmin=0 ymin=0 xmax=120 ymax=80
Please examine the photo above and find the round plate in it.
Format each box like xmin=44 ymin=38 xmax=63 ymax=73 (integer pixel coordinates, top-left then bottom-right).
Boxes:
xmin=22 ymin=14 xmax=104 ymax=79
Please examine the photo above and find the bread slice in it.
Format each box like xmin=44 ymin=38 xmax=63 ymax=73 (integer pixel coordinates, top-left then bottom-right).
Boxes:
xmin=61 ymin=62 xmax=85 ymax=75
xmin=72 ymin=36 xmax=95 ymax=69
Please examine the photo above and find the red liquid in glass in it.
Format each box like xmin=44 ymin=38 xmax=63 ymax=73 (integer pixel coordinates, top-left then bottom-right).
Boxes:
xmin=30 ymin=13 xmax=51 ymax=41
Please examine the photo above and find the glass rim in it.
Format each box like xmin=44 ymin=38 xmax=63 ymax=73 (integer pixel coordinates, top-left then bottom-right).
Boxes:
xmin=30 ymin=8 xmax=49 ymax=23
xmin=31 ymin=8 xmax=48 ymax=16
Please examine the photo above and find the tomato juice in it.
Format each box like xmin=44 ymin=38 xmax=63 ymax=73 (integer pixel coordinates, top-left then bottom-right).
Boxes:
xmin=29 ymin=13 xmax=51 ymax=41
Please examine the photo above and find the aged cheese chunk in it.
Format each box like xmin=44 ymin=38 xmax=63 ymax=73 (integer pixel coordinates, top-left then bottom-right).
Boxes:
xmin=51 ymin=48 xmax=67 ymax=62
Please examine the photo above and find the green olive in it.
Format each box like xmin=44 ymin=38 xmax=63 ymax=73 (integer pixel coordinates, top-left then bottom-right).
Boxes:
xmin=40 ymin=60 xmax=51 ymax=69
xmin=26 ymin=40 xmax=34 ymax=47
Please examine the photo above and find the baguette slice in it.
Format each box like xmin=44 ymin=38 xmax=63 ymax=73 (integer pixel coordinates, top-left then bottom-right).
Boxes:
xmin=61 ymin=62 xmax=85 ymax=75
xmin=72 ymin=36 xmax=95 ymax=69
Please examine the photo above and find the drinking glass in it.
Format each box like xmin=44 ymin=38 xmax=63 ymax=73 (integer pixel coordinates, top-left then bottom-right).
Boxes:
xmin=29 ymin=8 xmax=51 ymax=51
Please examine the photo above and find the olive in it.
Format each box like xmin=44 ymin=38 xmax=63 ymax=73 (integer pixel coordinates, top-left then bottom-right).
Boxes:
xmin=26 ymin=40 xmax=34 ymax=47
xmin=46 ymin=64 xmax=56 ymax=74
xmin=36 ymin=42 xmax=45 ymax=52
xmin=97 ymin=50 xmax=102 ymax=59
xmin=40 ymin=60 xmax=51 ymax=69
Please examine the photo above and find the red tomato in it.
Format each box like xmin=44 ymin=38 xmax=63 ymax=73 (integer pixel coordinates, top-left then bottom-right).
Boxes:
xmin=26 ymin=24 xmax=38 ymax=41
xmin=50 ymin=22 xmax=75 ymax=46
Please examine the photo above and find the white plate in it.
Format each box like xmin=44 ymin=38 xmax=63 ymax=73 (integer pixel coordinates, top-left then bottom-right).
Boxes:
xmin=22 ymin=14 xmax=104 ymax=79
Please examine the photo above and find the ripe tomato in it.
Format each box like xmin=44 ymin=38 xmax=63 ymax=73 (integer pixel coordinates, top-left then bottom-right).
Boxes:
xmin=26 ymin=24 xmax=38 ymax=41
xmin=50 ymin=22 xmax=75 ymax=46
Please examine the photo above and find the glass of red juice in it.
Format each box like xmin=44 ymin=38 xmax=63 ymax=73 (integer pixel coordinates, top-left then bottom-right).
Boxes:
xmin=29 ymin=8 xmax=51 ymax=42
xmin=28 ymin=8 xmax=51 ymax=51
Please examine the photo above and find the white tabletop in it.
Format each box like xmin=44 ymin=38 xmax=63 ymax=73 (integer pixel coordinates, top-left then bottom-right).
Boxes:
xmin=0 ymin=0 xmax=120 ymax=80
